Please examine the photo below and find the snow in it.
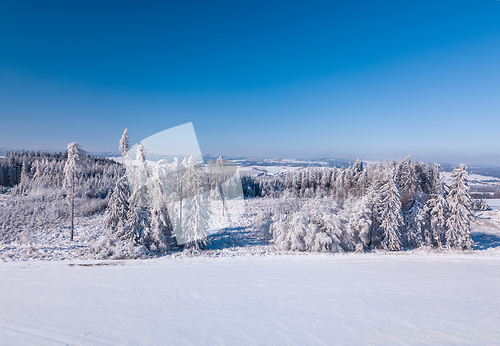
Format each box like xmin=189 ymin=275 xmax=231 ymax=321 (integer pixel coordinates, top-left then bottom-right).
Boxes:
xmin=238 ymin=165 xmax=301 ymax=177
xmin=2 ymin=164 xmax=500 ymax=344
xmin=487 ymin=199 xmax=500 ymax=210
xmin=0 ymin=200 xmax=499 ymax=344
xmin=442 ymin=171 xmax=500 ymax=186
xmin=1 ymin=253 xmax=500 ymax=345
xmin=0 ymin=214 xmax=105 ymax=261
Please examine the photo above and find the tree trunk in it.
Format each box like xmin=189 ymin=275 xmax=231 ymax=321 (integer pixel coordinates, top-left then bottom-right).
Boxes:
xmin=70 ymin=172 xmax=74 ymax=241
xmin=220 ymin=164 xmax=225 ymax=216
xmin=179 ymin=172 xmax=182 ymax=233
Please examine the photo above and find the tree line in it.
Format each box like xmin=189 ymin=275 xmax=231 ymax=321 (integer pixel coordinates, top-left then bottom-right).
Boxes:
xmin=250 ymin=158 xmax=475 ymax=252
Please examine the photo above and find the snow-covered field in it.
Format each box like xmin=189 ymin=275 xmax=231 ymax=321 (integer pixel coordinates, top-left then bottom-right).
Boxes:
xmin=1 ymin=253 xmax=500 ymax=345
xmin=486 ymin=199 xmax=500 ymax=210
xmin=0 ymin=202 xmax=500 ymax=344
xmin=442 ymin=172 xmax=500 ymax=188
xmin=2 ymin=174 xmax=500 ymax=344
xmin=237 ymin=165 xmax=301 ymax=177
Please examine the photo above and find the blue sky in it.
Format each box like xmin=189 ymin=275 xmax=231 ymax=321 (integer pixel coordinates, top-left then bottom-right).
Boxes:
xmin=0 ymin=0 xmax=499 ymax=163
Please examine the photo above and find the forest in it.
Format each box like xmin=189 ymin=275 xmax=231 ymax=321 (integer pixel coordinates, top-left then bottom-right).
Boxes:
xmin=0 ymin=131 xmax=480 ymax=259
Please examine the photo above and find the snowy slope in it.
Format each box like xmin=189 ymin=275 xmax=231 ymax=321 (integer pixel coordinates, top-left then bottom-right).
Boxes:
xmin=442 ymin=171 xmax=500 ymax=186
xmin=237 ymin=165 xmax=301 ymax=177
xmin=1 ymin=253 xmax=500 ymax=345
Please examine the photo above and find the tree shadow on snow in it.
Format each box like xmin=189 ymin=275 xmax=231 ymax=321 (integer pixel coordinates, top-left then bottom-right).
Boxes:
xmin=205 ymin=227 xmax=263 ymax=250
xmin=472 ymin=232 xmax=500 ymax=250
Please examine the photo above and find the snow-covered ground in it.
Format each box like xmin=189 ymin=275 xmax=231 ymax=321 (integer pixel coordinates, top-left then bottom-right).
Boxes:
xmin=237 ymin=165 xmax=301 ymax=177
xmin=1 ymin=253 xmax=500 ymax=345
xmin=2 ymin=196 xmax=500 ymax=261
xmin=487 ymin=199 xmax=500 ymax=210
xmin=2 ymin=176 xmax=500 ymax=344
xmin=442 ymin=171 xmax=500 ymax=187
xmin=0 ymin=214 xmax=104 ymax=261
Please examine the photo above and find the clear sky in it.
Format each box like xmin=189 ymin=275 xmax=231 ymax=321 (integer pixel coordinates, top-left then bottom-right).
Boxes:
xmin=0 ymin=0 xmax=499 ymax=164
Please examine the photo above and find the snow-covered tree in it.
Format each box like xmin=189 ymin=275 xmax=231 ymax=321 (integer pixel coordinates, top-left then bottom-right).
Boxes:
xmin=341 ymin=195 xmax=372 ymax=252
xmin=104 ymin=175 xmax=130 ymax=232
xmin=403 ymin=197 xmax=428 ymax=248
xmin=270 ymin=214 xmax=289 ymax=250
xmin=396 ymin=157 xmax=416 ymax=192
xmin=426 ymin=164 xmax=448 ymax=247
xmin=64 ymin=142 xmax=86 ymax=241
xmin=129 ymin=144 xmax=150 ymax=208
xmin=350 ymin=159 xmax=364 ymax=194
xmin=119 ymin=128 xmax=130 ymax=158
xmin=147 ymin=202 xmax=172 ymax=253
xmin=273 ymin=211 xmax=308 ymax=251
xmin=126 ymin=144 xmax=152 ymax=246
xmin=182 ymin=157 xmax=211 ymax=249
xmin=304 ymin=197 xmax=343 ymax=253
xmin=376 ymin=170 xmax=403 ymax=251
xmin=168 ymin=157 xmax=186 ymax=238
xmin=395 ymin=156 xmax=419 ymax=206
xmin=144 ymin=162 xmax=173 ymax=253
xmin=335 ymin=169 xmax=350 ymax=200
xmin=126 ymin=205 xmax=150 ymax=245
xmin=445 ymin=164 xmax=473 ymax=250
xmin=15 ymin=162 xmax=31 ymax=194
xmin=320 ymin=168 xmax=332 ymax=192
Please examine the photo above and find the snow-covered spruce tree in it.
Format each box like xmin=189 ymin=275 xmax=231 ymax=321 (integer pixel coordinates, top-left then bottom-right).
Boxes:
xmin=15 ymin=162 xmax=31 ymax=194
xmin=445 ymin=164 xmax=473 ymax=250
xmin=349 ymin=159 xmax=364 ymax=195
xmin=144 ymin=162 xmax=173 ymax=253
xmin=395 ymin=156 xmax=419 ymax=207
xmin=119 ymin=128 xmax=130 ymax=158
xmin=403 ymin=197 xmax=428 ymax=248
xmin=335 ymin=169 xmax=350 ymax=201
xmin=472 ymin=199 xmax=490 ymax=211
xmin=32 ymin=159 xmax=42 ymax=183
xmin=415 ymin=161 xmax=433 ymax=196
xmin=376 ymin=169 xmax=403 ymax=251
xmin=320 ymin=168 xmax=331 ymax=192
xmin=126 ymin=144 xmax=151 ymax=245
xmin=147 ymin=202 xmax=172 ymax=253
xmin=168 ymin=157 xmax=186 ymax=238
xmin=367 ymin=164 xmax=384 ymax=246
xmin=341 ymin=195 xmax=372 ymax=252
xmin=182 ymin=157 xmax=211 ymax=250
xmin=104 ymin=175 xmax=130 ymax=232
xmin=129 ymin=144 xmax=149 ymax=208
xmin=426 ymin=164 xmax=448 ymax=248
xmin=64 ymin=142 xmax=86 ymax=241
xmin=354 ymin=169 xmax=369 ymax=197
